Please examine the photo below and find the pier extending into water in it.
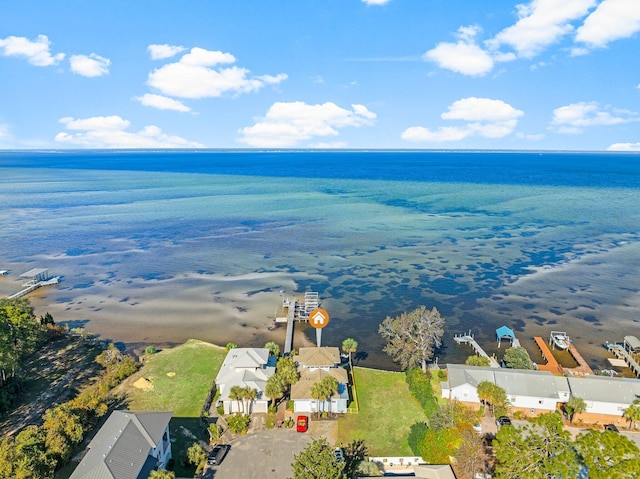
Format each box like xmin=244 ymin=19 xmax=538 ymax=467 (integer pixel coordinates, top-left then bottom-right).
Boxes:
xmin=276 ymin=292 xmax=319 ymax=355
xmin=453 ymin=331 xmax=500 ymax=368
xmin=607 ymin=337 xmax=640 ymax=378
xmin=7 ymin=268 xmax=60 ymax=299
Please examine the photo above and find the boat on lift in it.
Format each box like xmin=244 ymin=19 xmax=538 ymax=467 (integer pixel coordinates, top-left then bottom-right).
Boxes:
xmin=551 ymin=331 xmax=570 ymax=350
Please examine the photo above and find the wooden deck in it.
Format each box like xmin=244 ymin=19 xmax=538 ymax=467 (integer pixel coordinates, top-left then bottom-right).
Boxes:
xmin=533 ymin=336 xmax=594 ymax=376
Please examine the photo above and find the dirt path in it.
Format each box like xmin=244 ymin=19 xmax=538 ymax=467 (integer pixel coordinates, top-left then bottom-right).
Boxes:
xmin=0 ymin=336 xmax=102 ymax=436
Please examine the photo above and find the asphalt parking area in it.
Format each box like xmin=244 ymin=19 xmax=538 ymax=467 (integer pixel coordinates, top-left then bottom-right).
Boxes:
xmin=206 ymin=428 xmax=313 ymax=479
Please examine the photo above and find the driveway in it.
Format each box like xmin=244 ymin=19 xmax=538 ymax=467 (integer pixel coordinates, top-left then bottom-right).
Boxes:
xmin=205 ymin=428 xmax=313 ymax=479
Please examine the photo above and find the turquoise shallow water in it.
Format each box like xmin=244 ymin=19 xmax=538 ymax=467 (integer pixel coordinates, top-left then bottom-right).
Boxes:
xmin=1 ymin=151 xmax=639 ymax=370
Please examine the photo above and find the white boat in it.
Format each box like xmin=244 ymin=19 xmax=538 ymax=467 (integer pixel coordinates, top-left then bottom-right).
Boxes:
xmin=552 ymin=332 xmax=570 ymax=350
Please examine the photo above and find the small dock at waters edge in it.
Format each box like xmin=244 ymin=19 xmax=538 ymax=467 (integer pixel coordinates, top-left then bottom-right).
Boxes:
xmin=453 ymin=331 xmax=500 ymax=368
xmin=275 ymin=291 xmax=319 ymax=355
xmin=607 ymin=336 xmax=640 ymax=378
xmin=7 ymin=268 xmax=60 ymax=299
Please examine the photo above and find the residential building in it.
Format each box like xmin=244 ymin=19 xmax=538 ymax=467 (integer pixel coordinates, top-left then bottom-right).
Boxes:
xmin=291 ymin=347 xmax=349 ymax=414
xmin=215 ymin=347 xmax=276 ymax=414
xmin=568 ymin=375 xmax=640 ymax=424
xmin=70 ymin=410 xmax=172 ymax=479
xmin=442 ymin=364 xmax=569 ymax=415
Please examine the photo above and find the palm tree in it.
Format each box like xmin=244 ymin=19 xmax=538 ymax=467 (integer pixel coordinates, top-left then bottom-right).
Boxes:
xmin=624 ymin=399 xmax=640 ymax=429
xmin=265 ymin=374 xmax=285 ymax=408
xmin=322 ymin=376 xmax=339 ymax=416
xmin=342 ymin=338 xmax=358 ymax=370
xmin=243 ymin=387 xmax=258 ymax=414
xmin=564 ymin=396 xmax=586 ymax=425
xmin=228 ymin=385 xmax=243 ymax=413
xmin=310 ymin=381 xmax=327 ymax=419
xmin=264 ymin=341 xmax=280 ymax=357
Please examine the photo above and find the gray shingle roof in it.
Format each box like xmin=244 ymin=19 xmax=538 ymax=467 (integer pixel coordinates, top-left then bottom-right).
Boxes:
xmin=70 ymin=411 xmax=172 ymax=479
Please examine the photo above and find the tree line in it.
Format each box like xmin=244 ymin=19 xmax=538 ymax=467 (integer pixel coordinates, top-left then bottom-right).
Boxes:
xmin=0 ymin=298 xmax=140 ymax=478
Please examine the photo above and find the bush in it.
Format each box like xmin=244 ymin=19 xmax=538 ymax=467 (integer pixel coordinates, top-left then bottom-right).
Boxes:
xmin=406 ymin=368 xmax=438 ymax=416
xmin=216 ymin=404 xmax=224 ymax=415
xmin=227 ymin=414 xmax=251 ymax=434
xmin=145 ymin=345 xmax=157 ymax=355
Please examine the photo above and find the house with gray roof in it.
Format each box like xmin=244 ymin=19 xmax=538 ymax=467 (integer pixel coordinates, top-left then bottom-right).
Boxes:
xmin=70 ymin=410 xmax=172 ymax=479
xmin=442 ymin=364 xmax=569 ymax=415
xmin=215 ymin=347 xmax=276 ymax=414
xmin=568 ymin=375 xmax=640 ymax=421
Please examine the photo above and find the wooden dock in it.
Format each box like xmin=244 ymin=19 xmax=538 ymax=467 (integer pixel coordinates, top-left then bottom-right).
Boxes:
xmin=533 ymin=336 xmax=594 ymax=376
xmin=453 ymin=332 xmax=500 ymax=368
xmin=277 ymin=292 xmax=319 ymax=355
xmin=533 ymin=337 xmax=563 ymax=374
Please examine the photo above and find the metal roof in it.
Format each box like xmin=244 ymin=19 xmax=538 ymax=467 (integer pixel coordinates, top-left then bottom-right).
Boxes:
xmin=19 ymin=268 xmax=48 ymax=278
xmin=496 ymin=325 xmax=515 ymax=339
xmin=625 ymin=336 xmax=640 ymax=351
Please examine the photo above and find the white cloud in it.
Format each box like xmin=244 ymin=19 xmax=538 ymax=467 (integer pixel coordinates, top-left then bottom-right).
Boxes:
xmin=0 ymin=34 xmax=64 ymax=66
xmin=516 ymin=132 xmax=545 ymax=141
xmin=424 ymin=26 xmax=494 ymax=76
xmin=401 ymin=126 xmax=471 ymax=142
xmin=550 ymin=101 xmax=637 ymax=133
xmin=401 ymin=97 xmax=523 ymax=143
xmin=607 ymin=142 xmax=640 ymax=151
xmin=362 ymin=0 xmax=390 ymax=5
xmin=134 ymin=93 xmax=191 ymax=112
xmin=147 ymin=47 xmax=287 ymax=99
xmin=489 ymin=0 xmax=596 ymax=58
xmin=69 ymin=53 xmax=110 ymax=77
xmin=55 ymin=115 xmax=203 ymax=148
xmin=148 ymin=44 xmax=186 ymax=60
xmin=575 ymin=0 xmax=640 ymax=48
xmin=237 ymin=101 xmax=376 ymax=147
xmin=441 ymin=97 xmax=524 ymax=122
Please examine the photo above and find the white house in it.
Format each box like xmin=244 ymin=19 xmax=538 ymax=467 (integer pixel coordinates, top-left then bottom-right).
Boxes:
xmin=442 ymin=364 xmax=570 ymax=415
xmin=215 ymin=347 xmax=276 ymax=414
xmin=70 ymin=410 xmax=172 ymax=479
xmin=568 ymin=375 xmax=640 ymax=422
xmin=291 ymin=347 xmax=349 ymax=414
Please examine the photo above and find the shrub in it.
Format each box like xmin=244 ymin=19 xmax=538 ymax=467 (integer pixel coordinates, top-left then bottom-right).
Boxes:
xmin=145 ymin=345 xmax=157 ymax=355
xmin=227 ymin=414 xmax=251 ymax=434
xmin=406 ymin=368 xmax=438 ymax=416
xmin=216 ymin=404 xmax=224 ymax=415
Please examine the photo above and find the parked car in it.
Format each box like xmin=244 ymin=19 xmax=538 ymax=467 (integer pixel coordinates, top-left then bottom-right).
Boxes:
xmin=207 ymin=444 xmax=230 ymax=465
xmin=496 ymin=416 xmax=512 ymax=428
xmin=296 ymin=415 xmax=308 ymax=432
xmin=334 ymin=448 xmax=345 ymax=461
xmin=472 ymin=423 xmax=482 ymax=433
xmin=604 ymin=423 xmax=620 ymax=433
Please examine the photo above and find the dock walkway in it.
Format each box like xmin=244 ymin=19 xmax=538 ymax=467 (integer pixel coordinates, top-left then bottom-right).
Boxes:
xmin=453 ymin=332 xmax=500 ymax=368
xmin=609 ymin=344 xmax=640 ymax=378
xmin=533 ymin=336 xmax=594 ymax=376
xmin=283 ymin=300 xmax=296 ymax=355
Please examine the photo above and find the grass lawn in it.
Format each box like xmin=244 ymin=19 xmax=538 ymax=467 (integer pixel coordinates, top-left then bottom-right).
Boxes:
xmin=119 ymin=339 xmax=228 ymax=477
xmin=122 ymin=339 xmax=227 ymax=416
xmin=337 ymin=367 xmax=428 ymax=456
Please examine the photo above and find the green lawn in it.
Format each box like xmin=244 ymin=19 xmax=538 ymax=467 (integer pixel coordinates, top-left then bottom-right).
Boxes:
xmin=337 ymin=367 xmax=429 ymax=456
xmin=121 ymin=339 xmax=228 ymax=477
xmin=123 ymin=339 xmax=228 ymax=416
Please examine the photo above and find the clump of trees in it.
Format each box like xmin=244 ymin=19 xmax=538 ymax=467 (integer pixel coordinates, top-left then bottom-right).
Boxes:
xmin=493 ymin=411 xmax=640 ymax=478
xmin=465 ymin=355 xmax=490 ymax=367
xmin=405 ymin=368 xmax=439 ymax=416
xmin=0 ymin=303 xmax=140 ymax=479
xmin=378 ymin=305 xmax=445 ymax=373
xmin=477 ymin=381 xmax=509 ymax=417
xmin=310 ymin=376 xmax=339 ymax=418
xmin=502 ymin=346 xmax=533 ymax=370
xmin=289 ymin=437 xmax=346 ymax=479
xmin=0 ymin=299 xmax=65 ymax=413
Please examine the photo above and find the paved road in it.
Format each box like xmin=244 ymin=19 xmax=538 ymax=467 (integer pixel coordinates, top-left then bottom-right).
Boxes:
xmin=204 ymin=428 xmax=313 ymax=479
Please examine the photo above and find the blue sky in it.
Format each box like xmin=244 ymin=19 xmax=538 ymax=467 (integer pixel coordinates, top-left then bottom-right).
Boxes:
xmin=1 ymin=0 xmax=640 ymax=150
